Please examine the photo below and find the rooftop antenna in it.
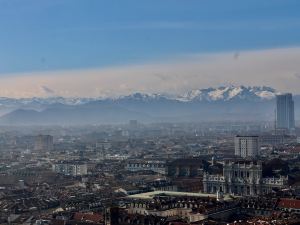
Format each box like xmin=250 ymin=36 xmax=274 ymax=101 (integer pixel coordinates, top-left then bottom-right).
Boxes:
xmin=274 ymin=108 xmax=277 ymax=135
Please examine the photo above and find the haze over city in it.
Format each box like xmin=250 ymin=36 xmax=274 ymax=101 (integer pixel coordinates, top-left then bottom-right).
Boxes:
xmin=1 ymin=1 xmax=300 ymax=225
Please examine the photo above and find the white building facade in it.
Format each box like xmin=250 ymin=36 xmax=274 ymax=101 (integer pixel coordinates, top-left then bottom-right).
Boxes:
xmin=234 ymin=135 xmax=260 ymax=158
xmin=125 ymin=160 xmax=166 ymax=175
xmin=203 ymin=161 xmax=288 ymax=196
xmin=53 ymin=161 xmax=88 ymax=176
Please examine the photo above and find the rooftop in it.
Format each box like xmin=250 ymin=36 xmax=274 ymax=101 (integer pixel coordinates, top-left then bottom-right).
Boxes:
xmin=126 ymin=191 xmax=235 ymax=201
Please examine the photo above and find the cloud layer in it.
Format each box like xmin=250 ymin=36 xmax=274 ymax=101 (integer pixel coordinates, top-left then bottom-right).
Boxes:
xmin=1 ymin=47 xmax=300 ymax=98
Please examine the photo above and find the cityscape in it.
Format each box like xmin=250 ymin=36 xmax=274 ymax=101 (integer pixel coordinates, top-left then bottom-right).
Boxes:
xmin=0 ymin=93 xmax=299 ymax=224
xmin=1 ymin=1 xmax=300 ymax=225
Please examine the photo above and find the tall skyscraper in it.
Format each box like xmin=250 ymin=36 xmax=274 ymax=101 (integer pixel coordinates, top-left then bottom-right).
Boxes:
xmin=276 ymin=93 xmax=295 ymax=130
xmin=234 ymin=135 xmax=260 ymax=158
xmin=34 ymin=135 xmax=54 ymax=151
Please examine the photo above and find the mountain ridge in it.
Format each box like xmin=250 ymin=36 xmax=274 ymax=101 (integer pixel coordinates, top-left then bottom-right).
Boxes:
xmin=0 ymin=86 xmax=297 ymax=125
xmin=0 ymin=85 xmax=280 ymax=105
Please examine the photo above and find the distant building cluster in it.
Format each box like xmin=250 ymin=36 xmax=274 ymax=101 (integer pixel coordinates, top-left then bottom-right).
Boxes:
xmin=0 ymin=92 xmax=298 ymax=224
xmin=52 ymin=160 xmax=88 ymax=176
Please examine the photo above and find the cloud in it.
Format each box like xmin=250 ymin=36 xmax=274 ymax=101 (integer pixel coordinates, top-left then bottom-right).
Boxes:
xmin=40 ymin=85 xmax=55 ymax=96
xmin=154 ymin=73 xmax=170 ymax=82
xmin=294 ymin=73 xmax=300 ymax=79
xmin=0 ymin=47 xmax=300 ymax=98
xmin=233 ymin=52 xmax=240 ymax=60
xmin=52 ymin=19 xmax=300 ymax=34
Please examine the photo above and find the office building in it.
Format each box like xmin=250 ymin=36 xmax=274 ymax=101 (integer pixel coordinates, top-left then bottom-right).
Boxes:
xmin=234 ymin=135 xmax=260 ymax=158
xmin=34 ymin=135 xmax=54 ymax=151
xmin=276 ymin=93 xmax=295 ymax=130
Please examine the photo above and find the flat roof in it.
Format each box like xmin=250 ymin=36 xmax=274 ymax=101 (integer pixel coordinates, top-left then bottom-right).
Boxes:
xmin=126 ymin=191 xmax=235 ymax=201
xmin=236 ymin=135 xmax=259 ymax=137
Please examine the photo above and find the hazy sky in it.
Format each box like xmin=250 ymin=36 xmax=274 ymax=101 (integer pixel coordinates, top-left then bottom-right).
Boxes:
xmin=1 ymin=0 xmax=300 ymax=97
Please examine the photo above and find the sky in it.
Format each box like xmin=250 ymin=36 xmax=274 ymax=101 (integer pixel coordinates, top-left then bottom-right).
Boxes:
xmin=1 ymin=0 xmax=300 ymax=98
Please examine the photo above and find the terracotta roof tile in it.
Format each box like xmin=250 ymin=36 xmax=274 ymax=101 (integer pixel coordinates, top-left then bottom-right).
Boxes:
xmin=278 ymin=198 xmax=300 ymax=209
xmin=73 ymin=212 xmax=103 ymax=223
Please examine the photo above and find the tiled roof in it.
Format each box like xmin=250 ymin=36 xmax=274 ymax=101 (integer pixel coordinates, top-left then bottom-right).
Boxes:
xmin=73 ymin=212 xmax=103 ymax=223
xmin=278 ymin=198 xmax=300 ymax=209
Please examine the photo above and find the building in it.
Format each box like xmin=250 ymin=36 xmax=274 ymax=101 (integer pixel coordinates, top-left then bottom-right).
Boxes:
xmin=260 ymin=134 xmax=285 ymax=146
xmin=278 ymin=198 xmax=300 ymax=213
xmin=260 ymin=134 xmax=296 ymax=146
xmin=276 ymin=93 xmax=295 ymax=131
xmin=110 ymin=191 xmax=237 ymax=224
xmin=34 ymin=135 xmax=53 ymax=151
xmin=234 ymin=135 xmax=260 ymax=158
xmin=167 ymin=158 xmax=206 ymax=177
xmin=52 ymin=161 xmax=88 ymax=176
xmin=203 ymin=160 xmax=288 ymax=196
xmin=129 ymin=119 xmax=138 ymax=128
xmin=125 ymin=160 xmax=166 ymax=175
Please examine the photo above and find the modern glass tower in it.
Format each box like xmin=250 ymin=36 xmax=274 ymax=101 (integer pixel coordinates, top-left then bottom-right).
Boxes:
xmin=276 ymin=93 xmax=295 ymax=130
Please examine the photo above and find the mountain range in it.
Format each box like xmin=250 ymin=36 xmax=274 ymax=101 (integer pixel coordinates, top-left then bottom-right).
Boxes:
xmin=0 ymin=86 xmax=298 ymax=125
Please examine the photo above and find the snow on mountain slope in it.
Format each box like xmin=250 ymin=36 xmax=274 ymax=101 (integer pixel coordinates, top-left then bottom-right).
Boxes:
xmin=177 ymin=86 xmax=277 ymax=102
xmin=0 ymin=86 xmax=278 ymax=108
xmin=0 ymin=86 xmax=292 ymax=125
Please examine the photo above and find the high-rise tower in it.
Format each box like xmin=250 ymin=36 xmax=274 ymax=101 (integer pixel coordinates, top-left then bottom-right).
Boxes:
xmin=34 ymin=135 xmax=54 ymax=151
xmin=276 ymin=93 xmax=295 ymax=130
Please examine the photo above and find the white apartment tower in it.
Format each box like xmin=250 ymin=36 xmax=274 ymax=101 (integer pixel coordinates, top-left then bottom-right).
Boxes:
xmin=234 ymin=135 xmax=260 ymax=158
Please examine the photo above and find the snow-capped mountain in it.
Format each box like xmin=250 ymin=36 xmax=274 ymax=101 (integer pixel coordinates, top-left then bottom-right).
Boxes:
xmin=115 ymin=93 xmax=168 ymax=102
xmin=0 ymin=86 xmax=278 ymax=107
xmin=177 ymin=86 xmax=278 ymax=102
xmin=0 ymin=96 xmax=96 ymax=106
xmin=0 ymin=86 xmax=296 ymax=125
xmin=114 ymin=86 xmax=278 ymax=102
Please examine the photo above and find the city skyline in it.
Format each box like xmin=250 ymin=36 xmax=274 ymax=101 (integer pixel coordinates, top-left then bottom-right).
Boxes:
xmin=0 ymin=2 xmax=300 ymax=224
